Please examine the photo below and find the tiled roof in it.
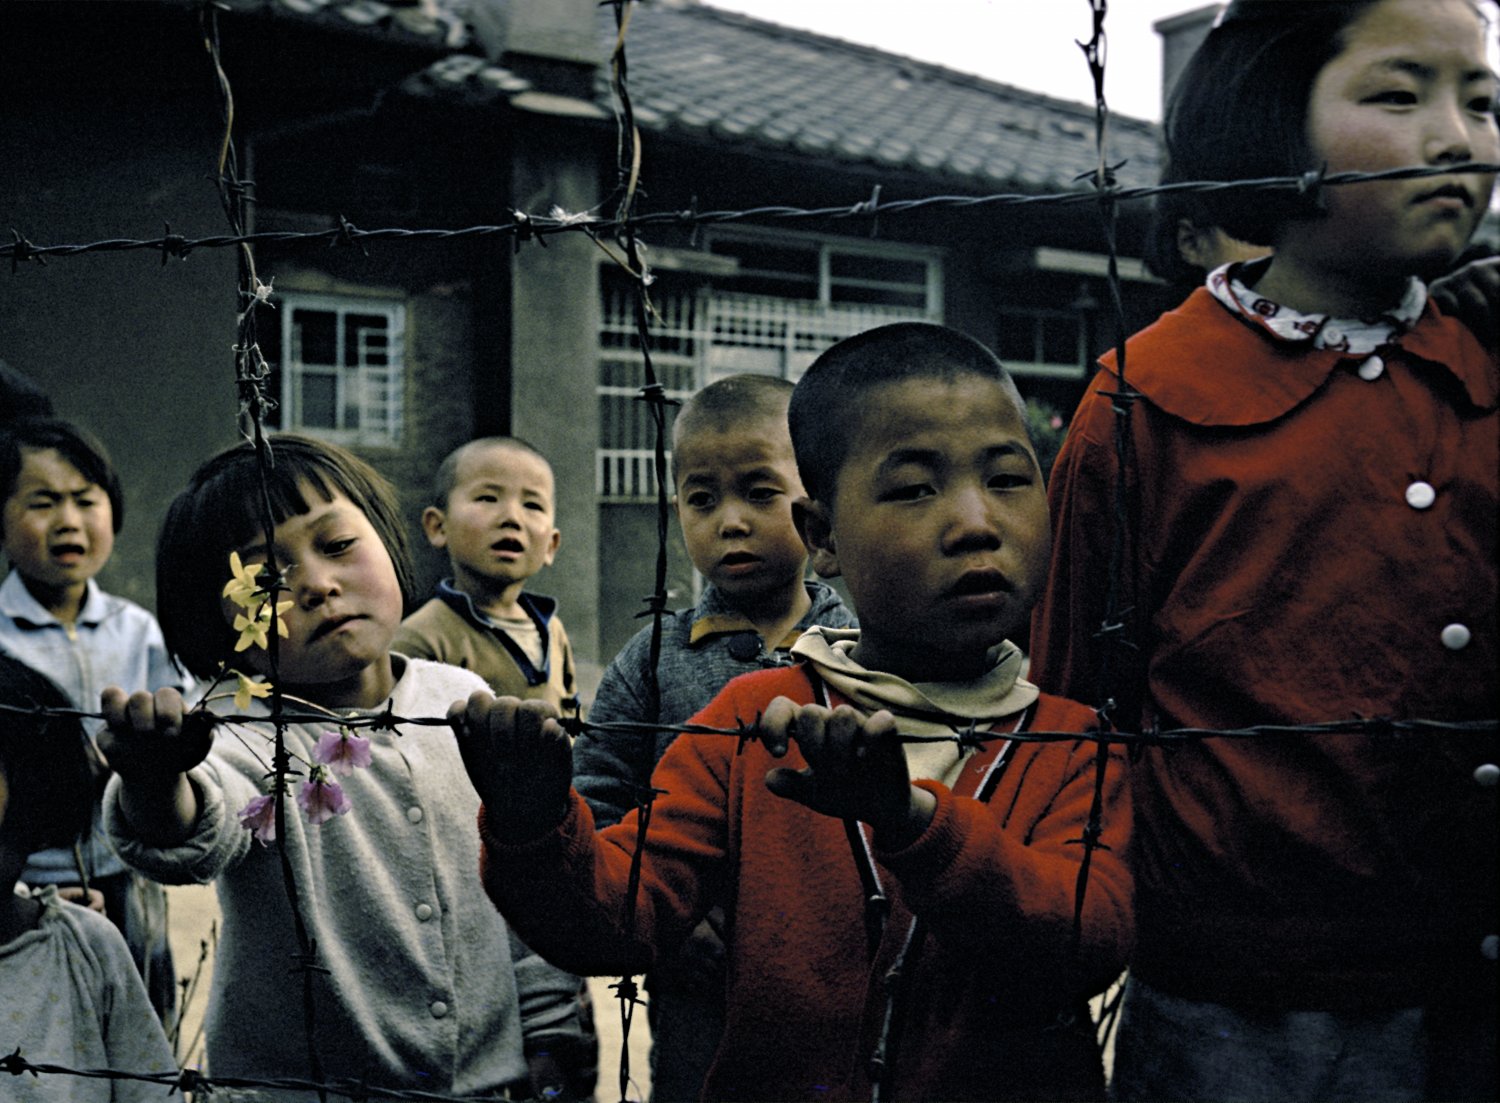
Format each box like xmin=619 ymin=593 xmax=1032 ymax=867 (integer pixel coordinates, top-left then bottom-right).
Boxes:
xmin=239 ymin=0 xmax=1162 ymax=192
xmin=214 ymin=0 xmax=474 ymax=50
xmin=613 ymin=3 xmax=1161 ymax=191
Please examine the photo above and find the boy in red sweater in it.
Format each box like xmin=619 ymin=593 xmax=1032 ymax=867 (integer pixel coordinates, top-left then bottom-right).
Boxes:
xmin=453 ymin=323 xmax=1131 ymax=1102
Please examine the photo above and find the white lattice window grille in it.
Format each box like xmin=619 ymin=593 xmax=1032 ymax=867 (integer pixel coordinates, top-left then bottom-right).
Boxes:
xmin=279 ymin=294 xmax=406 ymax=447
xmin=597 ymin=234 xmax=942 ymax=501
xmin=994 ymin=303 xmax=1093 ymax=380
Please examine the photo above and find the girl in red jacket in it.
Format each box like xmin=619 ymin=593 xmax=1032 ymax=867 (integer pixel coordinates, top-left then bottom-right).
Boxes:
xmin=1030 ymin=2 xmax=1497 ymax=1100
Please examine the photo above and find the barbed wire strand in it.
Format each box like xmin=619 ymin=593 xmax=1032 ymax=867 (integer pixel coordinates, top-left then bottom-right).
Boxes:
xmin=3 ymin=699 xmax=1490 ymax=749
xmin=603 ymin=4 xmax=670 ymax=1099
xmin=1060 ymin=1 xmax=1125 ymax=1053
xmin=6 ymin=163 xmax=1497 ymax=269
xmin=203 ymin=5 xmax=330 ymax=1096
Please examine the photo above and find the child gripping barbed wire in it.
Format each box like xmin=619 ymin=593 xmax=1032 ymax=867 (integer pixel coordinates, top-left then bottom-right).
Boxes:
xmin=455 ymin=324 xmax=1133 ymax=1103
xmin=97 ymin=434 xmax=591 ymax=1101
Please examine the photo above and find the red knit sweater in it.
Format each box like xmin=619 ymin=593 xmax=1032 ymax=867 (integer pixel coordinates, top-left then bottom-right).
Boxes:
xmin=480 ymin=664 xmax=1131 ymax=1102
xmin=1031 ymin=289 xmax=1498 ymax=1009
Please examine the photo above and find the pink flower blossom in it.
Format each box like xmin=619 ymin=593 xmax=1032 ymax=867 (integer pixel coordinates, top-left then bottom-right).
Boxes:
xmin=298 ymin=767 xmax=352 ymax=825
xmin=238 ymin=794 xmax=278 ymax=845
xmin=313 ymin=729 xmax=373 ymax=777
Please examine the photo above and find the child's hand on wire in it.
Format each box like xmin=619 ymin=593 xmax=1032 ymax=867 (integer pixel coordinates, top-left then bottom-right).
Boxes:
xmin=760 ymin=698 xmax=935 ymax=848
xmin=450 ymin=691 xmax=573 ymax=841
xmin=98 ymin=686 xmax=214 ymax=782
xmin=98 ymin=686 xmax=213 ymax=845
xmin=1431 ymin=254 xmax=1499 ymax=348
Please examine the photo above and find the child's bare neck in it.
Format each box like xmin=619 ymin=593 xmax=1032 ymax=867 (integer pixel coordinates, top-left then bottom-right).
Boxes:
xmin=285 ymin=654 xmax=397 ymax=712
xmin=1253 ymin=255 xmax=1411 ymax=322
xmin=19 ymin=573 xmax=87 ymax=626
xmin=453 ymin=572 xmax=527 ymax=621
xmin=732 ymin=580 xmax=812 ymax=650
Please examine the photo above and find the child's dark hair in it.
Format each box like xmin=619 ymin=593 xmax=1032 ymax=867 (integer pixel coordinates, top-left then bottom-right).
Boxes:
xmin=672 ymin=374 xmax=794 ymax=461
xmin=789 ymin=323 xmax=1023 ymax=504
xmin=430 ymin=436 xmax=549 ymax=510
xmin=157 ymin=434 xmax=414 ymax=679
xmin=0 ymin=654 xmax=95 ymax=852
xmin=1165 ymin=0 xmax=1381 ymax=247
xmin=0 ymin=418 xmax=125 ymax=536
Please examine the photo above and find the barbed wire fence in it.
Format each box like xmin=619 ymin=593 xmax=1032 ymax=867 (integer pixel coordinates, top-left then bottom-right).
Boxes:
xmin=2 ymin=0 xmax=1497 ymax=1100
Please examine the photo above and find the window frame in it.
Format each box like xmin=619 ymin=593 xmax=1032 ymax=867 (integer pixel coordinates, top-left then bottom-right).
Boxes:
xmin=277 ymin=291 xmax=407 ymax=448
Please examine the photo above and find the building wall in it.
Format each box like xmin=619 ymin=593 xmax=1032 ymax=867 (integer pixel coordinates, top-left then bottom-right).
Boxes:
xmin=508 ymin=115 xmax=608 ymax=667
xmin=1 ymin=90 xmax=239 ymax=612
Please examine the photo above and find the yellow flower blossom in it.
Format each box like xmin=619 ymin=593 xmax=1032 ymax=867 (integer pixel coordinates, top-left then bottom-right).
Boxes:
xmin=222 ymin=551 xmax=264 ymax=610
xmin=233 ymin=672 xmax=273 ymax=711
xmin=232 ymin=598 xmax=293 ymax=653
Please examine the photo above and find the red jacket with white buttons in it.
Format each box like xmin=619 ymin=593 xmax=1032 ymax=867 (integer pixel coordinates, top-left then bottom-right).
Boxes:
xmin=1030 ymin=286 xmax=1497 ymax=1010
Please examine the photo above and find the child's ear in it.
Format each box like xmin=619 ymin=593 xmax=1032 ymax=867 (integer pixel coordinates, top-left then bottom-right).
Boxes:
xmin=792 ymin=497 xmax=840 ymax=579
xmin=420 ymin=507 xmax=448 ymax=550
xmin=542 ymin=528 xmax=561 ymax=566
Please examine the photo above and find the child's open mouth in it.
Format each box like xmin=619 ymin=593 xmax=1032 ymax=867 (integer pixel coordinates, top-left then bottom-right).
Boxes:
xmin=947 ymin=569 xmax=1010 ymax=598
xmin=719 ymin=552 xmax=761 ymax=574
xmin=50 ymin=543 xmax=87 ymax=562
xmin=492 ymin=538 xmax=525 ymax=555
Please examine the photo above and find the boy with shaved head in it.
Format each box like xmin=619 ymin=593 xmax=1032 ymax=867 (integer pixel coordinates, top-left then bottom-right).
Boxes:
xmin=455 ymin=326 xmax=1132 ymax=1102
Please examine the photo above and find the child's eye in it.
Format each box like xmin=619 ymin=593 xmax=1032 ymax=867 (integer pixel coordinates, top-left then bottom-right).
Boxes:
xmin=882 ymin=483 xmax=934 ymax=502
xmin=684 ymin=491 xmax=716 ymax=510
xmin=524 ymin=500 xmax=547 ymax=512
xmin=1468 ymin=95 xmax=1498 ymax=115
xmin=324 ymin=537 xmax=356 ymax=555
xmin=747 ymin=486 xmax=781 ymax=504
xmin=988 ymin=473 xmax=1033 ymax=491
xmin=475 ymin=494 xmax=498 ymax=504
xmin=1364 ymin=89 xmax=1417 ymax=106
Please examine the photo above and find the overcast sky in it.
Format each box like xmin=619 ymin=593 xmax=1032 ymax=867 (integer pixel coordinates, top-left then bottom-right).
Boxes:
xmin=704 ymin=0 xmax=1213 ymax=121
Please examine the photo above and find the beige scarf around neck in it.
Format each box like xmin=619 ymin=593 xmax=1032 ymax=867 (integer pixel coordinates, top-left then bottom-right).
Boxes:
xmin=790 ymin=627 xmax=1039 ymax=784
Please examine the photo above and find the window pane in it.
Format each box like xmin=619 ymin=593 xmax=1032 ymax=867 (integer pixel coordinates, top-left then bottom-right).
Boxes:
xmin=294 ymin=309 xmax=337 ymax=365
xmin=828 ymin=283 xmax=927 ymax=309
xmin=300 ymin=372 xmax=337 ymax=428
xmin=995 ymin=316 xmax=1040 ymax=363
xmin=1042 ymin=315 xmax=1079 ymax=365
xmin=828 ymin=253 xmax=926 ymax=286
xmin=346 ymin=314 xmax=390 ymax=367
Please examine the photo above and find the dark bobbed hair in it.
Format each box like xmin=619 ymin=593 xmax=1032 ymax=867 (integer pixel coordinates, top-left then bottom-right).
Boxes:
xmin=0 ymin=418 xmax=125 ymax=536
xmin=789 ymin=323 xmax=1023 ymax=504
xmin=429 ymin=436 xmax=549 ymax=510
xmin=672 ymin=374 xmax=795 ymax=470
xmin=157 ymin=434 xmax=414 ymax=679
xmin=0 ymin=654 xmax=95 ymax=851
xmin=1164 ymin=0 xmax=1379 ymax=247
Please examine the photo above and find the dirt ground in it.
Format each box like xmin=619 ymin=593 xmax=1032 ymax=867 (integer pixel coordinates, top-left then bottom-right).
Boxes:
xmin=164 ymin=883 xmax=653 ymax=1101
